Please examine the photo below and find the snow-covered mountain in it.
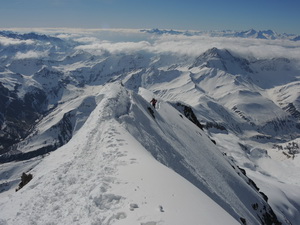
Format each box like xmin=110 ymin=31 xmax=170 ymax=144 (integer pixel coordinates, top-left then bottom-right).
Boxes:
xmin=1 ymin=30 xmax=300 ymax=224
xmin=141 ymin=28 xmax=300 ymax=41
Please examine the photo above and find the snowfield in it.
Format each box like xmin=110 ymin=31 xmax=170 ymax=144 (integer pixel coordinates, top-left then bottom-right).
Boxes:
xmin=1 ymin=29 xmax=300 ymax=224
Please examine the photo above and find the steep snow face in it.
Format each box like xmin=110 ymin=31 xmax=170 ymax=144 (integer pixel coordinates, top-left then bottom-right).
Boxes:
xmin=0 ymin=83 xmax=240 ymax=225
xmin=119 ymin=87 xmax=281 ymax=224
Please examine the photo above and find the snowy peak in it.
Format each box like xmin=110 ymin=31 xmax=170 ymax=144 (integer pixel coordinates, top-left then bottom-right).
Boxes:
xmin=0 ymin=31 xmax=63 ymax=43
xmin=200 ymin=47 xmax=233 ymax=59
xmin=293 ymin=36 xmax=300 ymax=41
xmin=235 ymin=29 xmax=278 ymax=39
xmin=191 ymin=47 xmax=234 ymax=69
xmin=190 ymin=47 xmax=253 ymax=74
xmin=239 ymin=28 xmax=257 ymax=37
xmin=257 ymin=29 xmax=277 ymax=39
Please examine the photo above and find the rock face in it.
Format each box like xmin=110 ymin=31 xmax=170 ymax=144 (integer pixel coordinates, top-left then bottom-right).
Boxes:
xmin=173 ymin=102 xmax=203 ymax=130
xmin=0 ymin=83 xmax=47 ymax=154
xmin=15 ymin=172 xmax=33 ymax=191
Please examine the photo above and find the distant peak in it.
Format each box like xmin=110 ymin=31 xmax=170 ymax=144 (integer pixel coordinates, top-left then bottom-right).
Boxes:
xmin=201 ymin=47 xmax=233 ymax=59
xmin=246 ymin=28 xmax=257 ymax=34
xmin=140 ymin=28 xmax=300 ymax=41
xmin=190 ymin=47 xmax=253 ymax=73
xmin=262 ymin=29 xmax=276 ymax=34
xmin=0 ymin=30 xmax=63 ymax=42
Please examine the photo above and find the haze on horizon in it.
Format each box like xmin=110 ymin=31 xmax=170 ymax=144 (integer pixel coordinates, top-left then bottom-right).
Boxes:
xmin=0 ymin=0 xmax=299 ymax=35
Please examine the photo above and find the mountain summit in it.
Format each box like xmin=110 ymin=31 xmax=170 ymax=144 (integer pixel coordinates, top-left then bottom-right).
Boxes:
xmin=190 ymin=47 xmax=253 ymax=74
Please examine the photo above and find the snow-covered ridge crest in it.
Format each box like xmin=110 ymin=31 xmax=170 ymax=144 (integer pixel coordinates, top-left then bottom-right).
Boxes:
xmin=0 ymin=83 xmax=282 ymax=224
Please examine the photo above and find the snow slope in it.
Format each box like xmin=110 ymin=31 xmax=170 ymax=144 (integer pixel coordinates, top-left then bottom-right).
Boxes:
xmin=0 ymin=83 xmax=240 ymax=225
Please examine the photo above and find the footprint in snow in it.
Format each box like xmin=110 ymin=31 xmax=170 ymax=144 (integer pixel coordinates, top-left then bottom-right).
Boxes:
xmin=116 ymin=138 xmax=125 ymax=142
xmin=159 ymin=205 xmax=164 ymax=212
xmin=141 ymin=222 xmax=157 ymax=225
xmin=129 ymin=203 xmax=139 ymax=211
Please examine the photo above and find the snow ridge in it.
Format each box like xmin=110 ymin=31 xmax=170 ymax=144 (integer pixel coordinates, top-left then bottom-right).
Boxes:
xmin=0 ymin=83 xmax=240 ymax=225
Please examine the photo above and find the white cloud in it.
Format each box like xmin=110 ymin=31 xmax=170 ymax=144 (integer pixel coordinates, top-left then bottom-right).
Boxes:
xmin=68 ymin=30 xmax=300 ymax=62
xmin=75 ymin=40 xmax=152 ymax=55
xmin=6 ymin=28 xmax=299 ymax=61
xmin=0 ymin=36 xmax=35 ymax=46
xmin=74 ymin=36 xmax=100 ymax=44
xmin=150 ymin=34 xmax=300 ymax=60
xmin=14 ymin=50 xmax=48 ymax=59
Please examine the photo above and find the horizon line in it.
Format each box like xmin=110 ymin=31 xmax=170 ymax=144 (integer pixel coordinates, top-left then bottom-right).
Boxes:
xmin=0 ymin=27 xmax=298 ymax=35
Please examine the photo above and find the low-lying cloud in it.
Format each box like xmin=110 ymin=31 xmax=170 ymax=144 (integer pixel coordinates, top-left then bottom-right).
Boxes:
xmin=67 ymin=29 xmax=300 ymax=61
xmin=15 ymin=50 xmax=48 ymax=59
xmin=0 ymin=36 xmax=35 ymax=46
xmin=2 ymin=28 xmax=300 ymax=62
xmin=75 ymin=40 xmax=152 ymax=55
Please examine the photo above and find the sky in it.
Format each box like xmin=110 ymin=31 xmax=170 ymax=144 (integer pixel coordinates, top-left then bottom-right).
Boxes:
xmin=0 ymin=0 xmax=299 ymax=34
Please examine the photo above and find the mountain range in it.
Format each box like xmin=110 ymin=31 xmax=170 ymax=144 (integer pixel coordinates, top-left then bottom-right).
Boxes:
xmin=141 ymin=28 xmax=300 ymax=41
xmin=0 ymin=30 xmax=300 ymax=225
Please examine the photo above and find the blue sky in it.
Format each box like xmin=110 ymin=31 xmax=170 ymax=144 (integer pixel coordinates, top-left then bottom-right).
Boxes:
xmin=0 ymin=0 xmax=299 ymax=34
